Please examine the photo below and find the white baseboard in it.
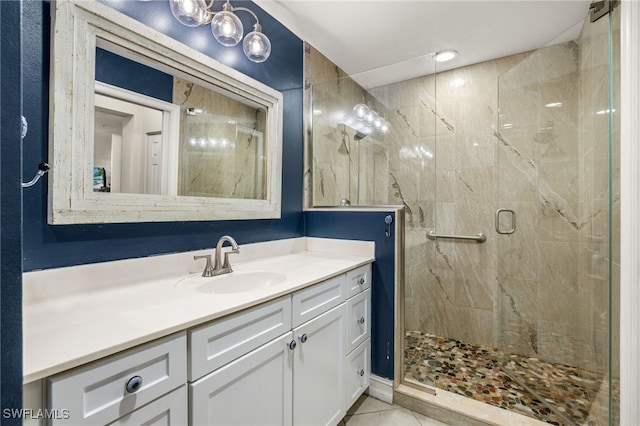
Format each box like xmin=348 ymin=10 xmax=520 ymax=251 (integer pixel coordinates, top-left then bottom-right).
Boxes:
xmin=366 ymin=375 xmax=393 ymax=404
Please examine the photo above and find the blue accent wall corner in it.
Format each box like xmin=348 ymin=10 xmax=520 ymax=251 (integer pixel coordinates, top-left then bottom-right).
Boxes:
xmin=305 ymin=210 xmax=397 ymax=380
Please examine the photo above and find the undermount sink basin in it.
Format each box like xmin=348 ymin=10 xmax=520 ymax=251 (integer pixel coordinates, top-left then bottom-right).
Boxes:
xmin=180 ymin=271 xmax=287 ymax=294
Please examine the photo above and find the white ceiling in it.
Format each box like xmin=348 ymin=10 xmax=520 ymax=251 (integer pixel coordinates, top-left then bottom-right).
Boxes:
xmin=253 ymin=0 xmax=591 ymax=88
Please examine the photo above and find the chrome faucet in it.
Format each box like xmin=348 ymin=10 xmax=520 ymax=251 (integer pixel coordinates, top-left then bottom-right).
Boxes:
xmin=193 ymin=236 xmax=240 ymax=277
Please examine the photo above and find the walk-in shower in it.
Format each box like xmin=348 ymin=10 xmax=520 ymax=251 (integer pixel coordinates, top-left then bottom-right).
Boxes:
xmin=307 ymin=3 xmax=619 ymax=425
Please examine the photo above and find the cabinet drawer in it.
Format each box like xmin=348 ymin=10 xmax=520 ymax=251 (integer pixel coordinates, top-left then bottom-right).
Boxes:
xmin=346 ymin=289 xmax=370 ymax=354
xmin=107 ymin=385 xmax=187 ymax=425
xmin=48 ymin=333 xmax=186 ymax=426
xmin=189 ymin=296 xmax=291 ymax=380
xmin=190 ymin=332 xmax=293 ymax=426
xmin=345 ymin=339 xmax=370 ymax=409
xmin=346 ymin=264 xmax=371 ymax=299
xmin=292 ymin=274 xmax=345 ymax=328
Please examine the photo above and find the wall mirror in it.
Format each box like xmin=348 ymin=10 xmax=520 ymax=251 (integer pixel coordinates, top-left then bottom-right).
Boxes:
xmin=48 ymin=0 xmax=283 ymax=224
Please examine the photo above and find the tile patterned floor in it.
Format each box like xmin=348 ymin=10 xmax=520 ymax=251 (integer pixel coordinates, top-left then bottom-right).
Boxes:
xmin=405 ymin=331 xmax=607 ymax=426
xmin=340 ymin=395 xmax=450 ymax=426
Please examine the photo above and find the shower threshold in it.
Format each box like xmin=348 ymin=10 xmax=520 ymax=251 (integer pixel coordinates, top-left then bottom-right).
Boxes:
xmin=404 ymin=331 xmax=608 ymax=426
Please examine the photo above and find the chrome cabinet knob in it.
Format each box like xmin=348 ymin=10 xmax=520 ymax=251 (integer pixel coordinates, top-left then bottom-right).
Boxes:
xmin=359 ymin=369 xmax=365 ymax=377
xmin=125 ymin=376 xmax=143 ymax=393
xmin=358 ymin=317 xmax=365 ymax=325
xmin=288 ymin=340 xmax=297 ymax=350
xmin=358 ymin=277 xmax=366 ymax=285
xmin=299 ymin=333 xmax=308 ymax=343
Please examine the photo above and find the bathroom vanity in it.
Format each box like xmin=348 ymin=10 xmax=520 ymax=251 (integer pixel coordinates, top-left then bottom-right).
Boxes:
xmin=23 ymin=238 xmax=374 ymax=425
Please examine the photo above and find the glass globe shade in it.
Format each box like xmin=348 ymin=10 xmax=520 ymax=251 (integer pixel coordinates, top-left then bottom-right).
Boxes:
xmin=364 ymin=110 xmax=378 ymax=126
xmin=211 ymin=10 xmax=243 ymax=46
xmin=373 ymin=115 xmax=384 ymax=130
xmin=352 ymin=104 xmax=369 ymax=120
xmin=243 ymin=25 xmax=271 ymax=63
xmin=169 ymin=0 xmax=207 ymax=27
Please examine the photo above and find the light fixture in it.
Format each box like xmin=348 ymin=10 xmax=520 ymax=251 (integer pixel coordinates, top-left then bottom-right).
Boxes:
xmin=169 ymin=0 xmax=272 ymax=63
xmin=348 ymin=104 xmax=392 ymax=136
xmin=434 ymin=50 xmax=458 ymax=62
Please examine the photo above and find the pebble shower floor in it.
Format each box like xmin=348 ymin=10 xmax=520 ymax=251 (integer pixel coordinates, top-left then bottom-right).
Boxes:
xmin=404 ymin=331 xmax=615 ymax=426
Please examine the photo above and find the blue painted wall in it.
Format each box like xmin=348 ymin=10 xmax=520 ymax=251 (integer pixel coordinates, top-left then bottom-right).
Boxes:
xmin=8 ymin=4 xmax=397 ymax=415
xmin=1 ymin=0 xmax=24 ymax=421
xmin=21 ymin=0 xmax=304 ymax=271
xmin=305 ymin=210 xmax=397 ymax=380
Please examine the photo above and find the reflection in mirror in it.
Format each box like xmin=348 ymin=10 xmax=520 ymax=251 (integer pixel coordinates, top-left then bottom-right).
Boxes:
xmin=174 ymin=78 xmax=267 ymax=199
xmin=94 ymin=92 xmax=164 ymax=195
xmin=95 ymin=47 xmax=268 ymax=201
xmin=93 ymin=80 xmax=180 ymax=196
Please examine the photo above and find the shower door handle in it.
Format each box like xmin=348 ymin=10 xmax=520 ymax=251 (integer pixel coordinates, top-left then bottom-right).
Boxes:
xmin=495 ymin=208 xmax=516 ymax=234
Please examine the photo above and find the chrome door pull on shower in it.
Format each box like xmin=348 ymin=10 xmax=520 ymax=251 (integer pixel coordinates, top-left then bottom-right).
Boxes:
xmin=495 ymin=208 xmax=516 ymax=234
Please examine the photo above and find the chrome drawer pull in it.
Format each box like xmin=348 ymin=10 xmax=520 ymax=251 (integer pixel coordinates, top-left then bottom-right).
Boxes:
xmin=359 ymin=369 xmax=365 ymax=377
xmin=125 ymin=375 xmax=143 ymax=393
xmin=358 ymin=317 xmax=365 ymax=325
xmin=299 ymin=333 xmax=308 ymax=343
xmin=358 ymin=277 xmax=366 ymax=285
xmin=288 ymin=340 xmax=297 ymax=350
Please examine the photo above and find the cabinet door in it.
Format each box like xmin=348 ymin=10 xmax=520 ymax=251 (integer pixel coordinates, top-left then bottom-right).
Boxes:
xmin=189 ymin=332 xmax=293 ymax=426
xmin=293 ymin=304 xmax=347 ymax=426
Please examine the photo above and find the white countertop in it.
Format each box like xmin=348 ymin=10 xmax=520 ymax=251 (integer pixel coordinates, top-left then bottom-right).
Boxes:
xmin=23 ymin=237 xmax=375 ymax=383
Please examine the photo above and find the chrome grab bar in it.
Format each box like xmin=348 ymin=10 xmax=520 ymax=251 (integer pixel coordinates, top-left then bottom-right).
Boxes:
xmin=426 ymin=230 xmax=487 ymax=243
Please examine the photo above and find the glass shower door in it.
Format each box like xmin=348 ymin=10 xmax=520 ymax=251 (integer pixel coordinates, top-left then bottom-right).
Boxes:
xmin=495 ymin=7 xmax=618 ymax=425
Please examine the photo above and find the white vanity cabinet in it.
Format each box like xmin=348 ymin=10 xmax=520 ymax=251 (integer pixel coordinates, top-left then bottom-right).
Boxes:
xmin=33 ymin=262 xmax=373 ymax=426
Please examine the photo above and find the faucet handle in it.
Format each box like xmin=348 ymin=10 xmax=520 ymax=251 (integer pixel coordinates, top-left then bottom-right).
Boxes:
xmin=221 ymin=248 xmax=239 ymax=272
xmin=194 ymin=255 xmax=215 ymax=277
